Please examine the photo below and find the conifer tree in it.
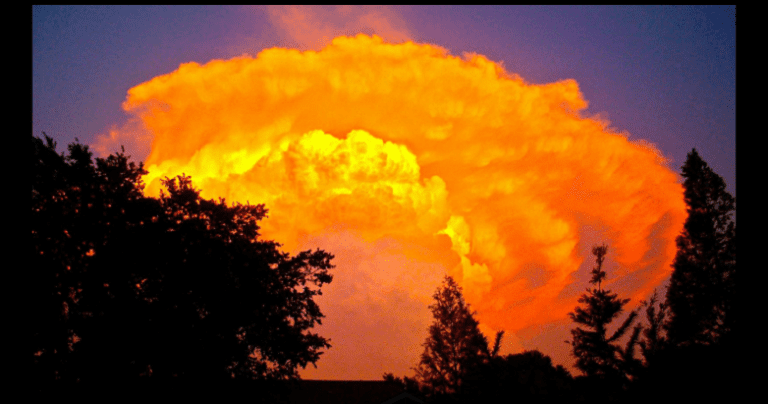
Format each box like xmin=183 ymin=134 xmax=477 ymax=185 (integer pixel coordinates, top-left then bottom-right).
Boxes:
xmin=638 ymin=290 xmax=667 ymax=366
xmin=665 ymin=148 xmax=735 ymax=347
xmin=415 ymin=275 xmax=490 ymax=397
xmin=568 ymin=245 xmax=639 ymax=384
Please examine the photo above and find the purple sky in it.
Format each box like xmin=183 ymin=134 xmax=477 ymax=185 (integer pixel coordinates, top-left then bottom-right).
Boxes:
xmin=32 ymin=5 xmax=736 ymax=197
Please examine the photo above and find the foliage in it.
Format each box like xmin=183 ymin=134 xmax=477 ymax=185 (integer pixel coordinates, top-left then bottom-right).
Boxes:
xmin=414 ymin=276 xmax=492 ymax=398
xmin=490 ymin=330 xmax=504 ymax=358
xmin=383 ymin=372 xmax=424 ymax=399
xmin=568 ymin=245 xmax=639 ymax=386
xmin=665 ymin=148 xmax=735 ymax=347
xmin=636 ymin=290 xmax=667 ymax=366
xmin=31 ymin=133 xmax=334 ymax=381
xmin=462 ymin=350 xmax=574 ymax=402
xmin=628 ymin=150 xmax=736 ymax=402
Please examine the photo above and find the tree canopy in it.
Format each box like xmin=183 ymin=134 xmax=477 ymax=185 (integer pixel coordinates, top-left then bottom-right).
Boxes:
xmin=31 ymin=134 xmax=334 ymax=381
xmin=415 ymin=275 xmax=493 ymax=398
xmin=626 ymin=149 xmax=737 ymax=402
xmin=665 ymin=148 xmax=736 ymax=347
xmin=461 ymin=350 xmax=574 ymax=403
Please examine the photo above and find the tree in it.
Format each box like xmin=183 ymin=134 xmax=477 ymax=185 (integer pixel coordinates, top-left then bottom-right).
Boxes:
xmin=625 ymin=149 xmax=737 ymax=402
xmin=415 ymin=275 xmax=494 ymax=398
xmin=461 ymin=350 xmax=574 ymax=402
xmin=30 ymin=134 xmax=334 ymax=381
xmin=637 ymin=290 xmax=668 ymax=366
xmin=568 ymin=245 xmax=639 ymax=387
xmin=665 ymin=148 xmax=735 ymax=347
xmin=382 ymin=372 xmax=423 ymax=399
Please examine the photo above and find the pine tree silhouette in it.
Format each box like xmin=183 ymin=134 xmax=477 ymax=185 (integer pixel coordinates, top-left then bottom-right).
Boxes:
xmin=666 ymin=148 xmax=735 ymax=347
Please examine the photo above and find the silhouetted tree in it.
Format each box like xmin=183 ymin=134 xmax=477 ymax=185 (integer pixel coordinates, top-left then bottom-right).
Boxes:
xmin=665 ymin=148 xmax=735 ymax=348
xmin=461 ymin=350 xmax=574 ymax=402
xmin=490 ymin=330 xmax=504 ymax=358
xmin=383 ymin=372 xmax=424 ymax=399
xmin=628 ymin=150 xmax=736 ymax=402
xmin=31 ymin=134 xmax=334 ymax=382
xmin=568 ymin=245 xmax=639 ymax=393
xmin=415 ymin=276 xmax=492 ymax=399
xmin=637 ymin=290 xmax=667 ymax=366
xmin=627 ymin=289 xmax=673 ymax=401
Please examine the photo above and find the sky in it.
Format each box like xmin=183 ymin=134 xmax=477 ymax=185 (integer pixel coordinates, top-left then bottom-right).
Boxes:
xmin=32 ymin=5 xmax=736 ymax=380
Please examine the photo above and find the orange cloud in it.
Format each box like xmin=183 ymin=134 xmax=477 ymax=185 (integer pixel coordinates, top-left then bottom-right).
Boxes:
xmin=117 ymin=34 xmax=686 ymax=379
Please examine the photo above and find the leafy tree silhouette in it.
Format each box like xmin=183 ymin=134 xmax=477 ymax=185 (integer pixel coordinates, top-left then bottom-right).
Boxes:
xmin=568 ymin=245 xmax=640 ymax=399
xmin=414 ymin=275 xmax=497 ymax=400
xmin=461 ymin=350 xmax=574 ymax=402
xmin=382 ymin=372 xmax=423 ymax=400
xmin=666 ymin=148 xmax=735 ymax=348
xmin=31 ymin=134 xmax=334 ymax=382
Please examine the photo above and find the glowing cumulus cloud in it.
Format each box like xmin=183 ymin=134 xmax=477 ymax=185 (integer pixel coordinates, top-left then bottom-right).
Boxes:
xmin=108 ymin=34 xmax=686 ymax=379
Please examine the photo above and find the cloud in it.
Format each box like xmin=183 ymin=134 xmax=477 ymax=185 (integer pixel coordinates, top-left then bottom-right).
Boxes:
xmin=119 ymin=34 xmax=686 ymax=378
xmin=92 ymin=117 xmax=154 ymax=162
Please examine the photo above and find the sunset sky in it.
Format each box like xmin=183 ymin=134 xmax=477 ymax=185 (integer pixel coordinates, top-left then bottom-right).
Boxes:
xmin=32 ymin=6 xmax=736 ymax=380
